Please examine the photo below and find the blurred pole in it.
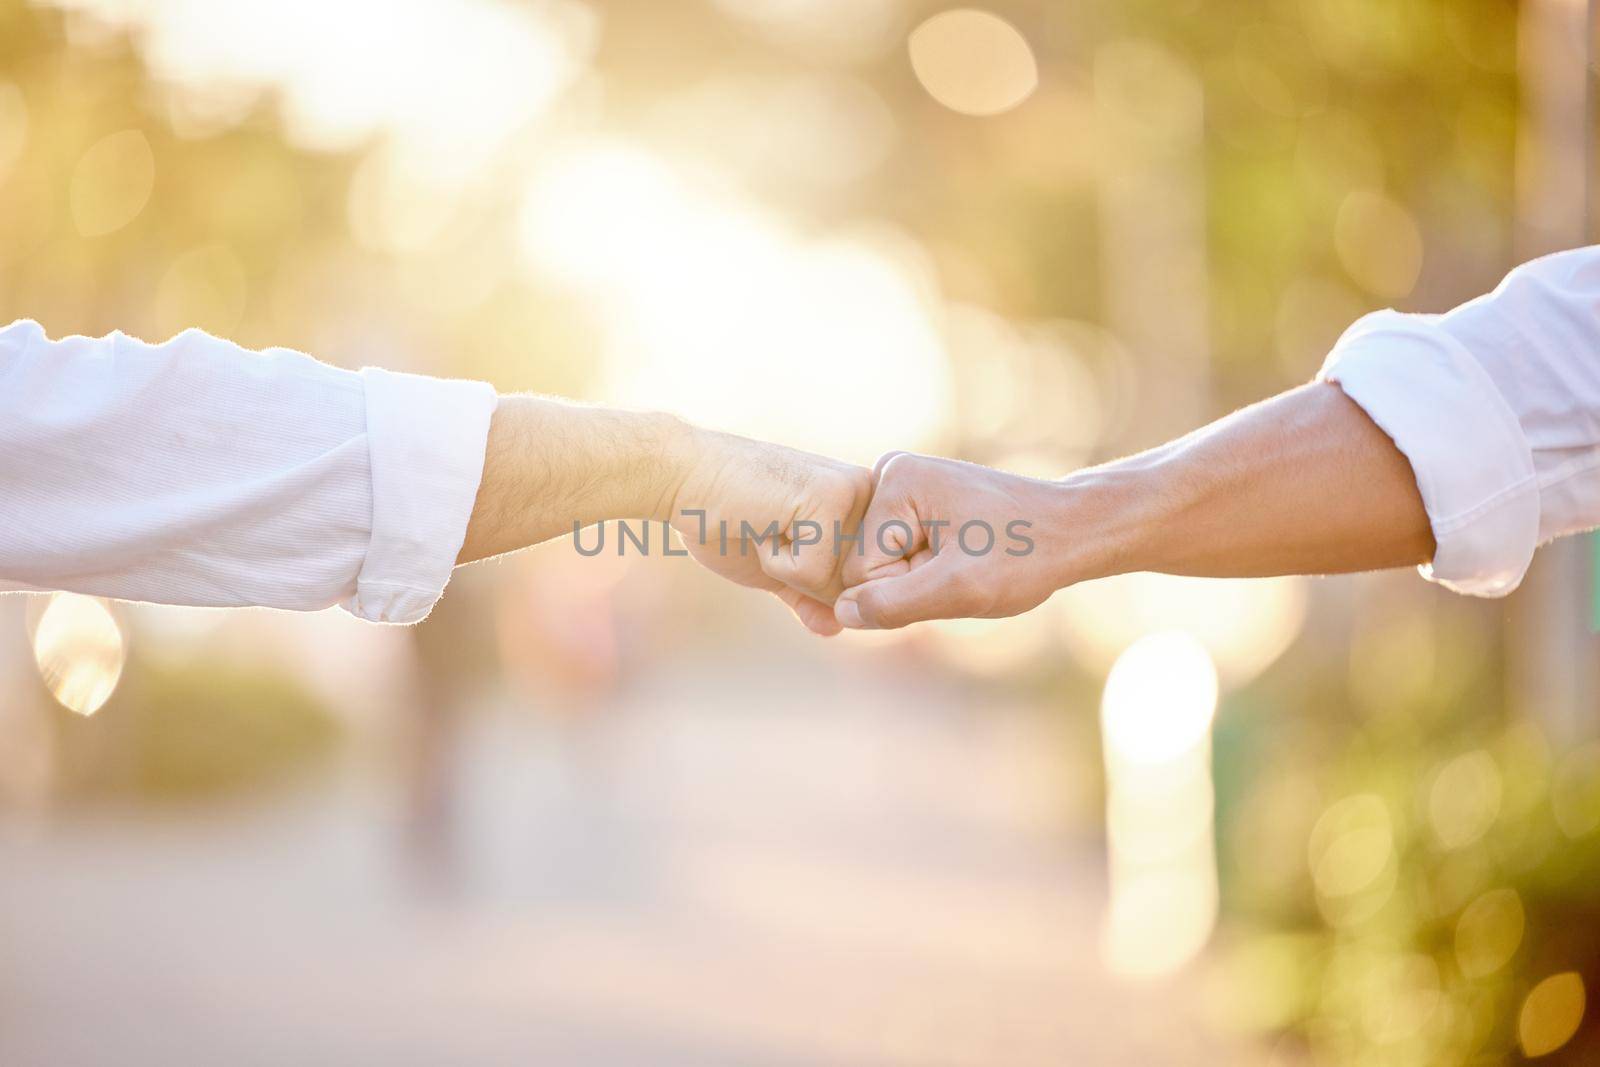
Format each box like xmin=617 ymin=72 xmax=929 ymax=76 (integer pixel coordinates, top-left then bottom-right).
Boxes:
xmin=1093 ymin=40 xmax=1211 ymax=440
xmin=1508 ymin=0 xmax=1600 ymax=742
xmin=403 ymin=575 xmax=499 ymax=893
xmin=1099 ymin=632 xmax=1220 ymax=981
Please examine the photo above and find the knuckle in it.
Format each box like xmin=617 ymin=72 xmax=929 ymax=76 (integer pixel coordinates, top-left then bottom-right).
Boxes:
xmin=830 ymin=467 xmax=871 ymax=513
xmin=872 ymin=450 xmax=910 ymax=480
xmin=875 ymin=451 xmax=922 ymax=489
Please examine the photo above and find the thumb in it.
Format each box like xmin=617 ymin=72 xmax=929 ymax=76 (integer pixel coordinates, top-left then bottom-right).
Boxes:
xmin=772 ymin=585 xmax=845 ymax=637
xmin=835 ymin=556 xmax=967 ymax=630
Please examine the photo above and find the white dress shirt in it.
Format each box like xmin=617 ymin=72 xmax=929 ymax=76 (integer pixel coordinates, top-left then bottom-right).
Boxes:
xmin=0 ymin=322 xmax=496 ymax=624
xmin=1320 ymin=245 xmax=1600 ymax=596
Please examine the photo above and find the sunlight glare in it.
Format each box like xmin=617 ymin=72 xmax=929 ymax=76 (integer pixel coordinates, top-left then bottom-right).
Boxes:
xmin=650 ymin=74 xmax=896 ymax=191
xmin=1060 ymin=573 xmax=1307 ymax=686
xmin=1101 ymin=630 xmax=1218 ymax=767
xmin=712 ymin=0 xmax=903 ymax=63
xmin=1100 ymin=631 xmax=1220 ymax=979
xmin=43 ymin=0 xmax=595 ymax=180
xmin=520 ymin=139 xmax=952 ymax=461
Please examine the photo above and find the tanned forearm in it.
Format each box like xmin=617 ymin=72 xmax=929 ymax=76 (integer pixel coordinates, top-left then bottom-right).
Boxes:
xmin=456 ymin=396 xmax=693 ymax=565
xmin=1057 ymin=381 xmax=1436 ymax=583
xmin=834 ymin=381 xmax=1439 ymax=630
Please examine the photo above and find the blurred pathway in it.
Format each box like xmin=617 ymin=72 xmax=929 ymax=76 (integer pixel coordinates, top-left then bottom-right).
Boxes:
xmin=0 ymin=649 xmax=1268 ymax=1066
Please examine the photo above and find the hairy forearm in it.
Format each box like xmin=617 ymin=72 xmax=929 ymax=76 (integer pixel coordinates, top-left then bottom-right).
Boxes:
xmin=456 ymin=396 xmax=692 ymax=564
xmin=1054 ymin=381 xmax=1435 ymax=582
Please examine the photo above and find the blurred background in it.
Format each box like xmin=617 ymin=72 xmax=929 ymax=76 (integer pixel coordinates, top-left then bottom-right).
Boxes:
xmin=1 ymin=0 xmax=1598 ymax=1063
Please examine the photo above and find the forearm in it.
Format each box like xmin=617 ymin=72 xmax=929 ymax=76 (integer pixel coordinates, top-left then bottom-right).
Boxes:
xmin=841 ymin=251 xmax=1600 ymax=629
xmin=457 ymin=395 xmax=694 ymax=564
xmin=455 ymin=395 xmax=874 ymax=637
xmin=1055 ymin=381 xmax=1435 ymax=583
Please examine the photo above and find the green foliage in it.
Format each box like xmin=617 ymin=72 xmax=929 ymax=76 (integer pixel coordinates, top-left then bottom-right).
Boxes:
xmin=52 ymin=659 xmax=340 ymax=801
xmin=1215 ymin=613 xmax=1600 ymax=1065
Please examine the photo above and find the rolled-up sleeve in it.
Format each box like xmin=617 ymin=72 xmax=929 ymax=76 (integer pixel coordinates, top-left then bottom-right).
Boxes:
xmin=1318 ymin=247 xmax=1600 ymax=597
xmin=0 ymin=321 xmax=496 ymax=624
xmin=347 ymin=366 xmax=497 ymax=623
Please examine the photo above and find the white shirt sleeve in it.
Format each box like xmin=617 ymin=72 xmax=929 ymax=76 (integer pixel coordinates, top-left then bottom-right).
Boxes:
xmin=0 ymin=321 xmax=496 ymax=623
xmin=1318 ymin=246 xmax=1600 ymax=597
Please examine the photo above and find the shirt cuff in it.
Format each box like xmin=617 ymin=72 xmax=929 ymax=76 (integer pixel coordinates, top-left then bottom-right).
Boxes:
xmin=1317 ymin=310 xmax=1540 ymax=597
xmin=341 ymin=367 xmax=498 ymax=624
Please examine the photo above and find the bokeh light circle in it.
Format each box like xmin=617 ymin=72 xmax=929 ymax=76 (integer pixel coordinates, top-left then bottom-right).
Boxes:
xmin=1455 ymin=887 xmax=1524 ymax=980
xmin=1335 ymin=189 xmax=1423 ymax=298
xmin=70 ymin=129 xmax=155 ymax=237
xmin=1520 ymin=972 xmax=1585 ymax=1058
xmin=30 ymin=593 xmax=126 ymax=717
xmin=908 ymin=9 xmax=1039 ymax=117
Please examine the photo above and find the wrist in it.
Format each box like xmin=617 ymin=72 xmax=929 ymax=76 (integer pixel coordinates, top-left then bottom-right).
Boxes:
xmin=644 ymin=412 xmax=698 ymax=524
xmin=1038 ymin=458 xmax=1184 ymax=586
xmin=660 ymin=423 xmax=759 ymax=528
